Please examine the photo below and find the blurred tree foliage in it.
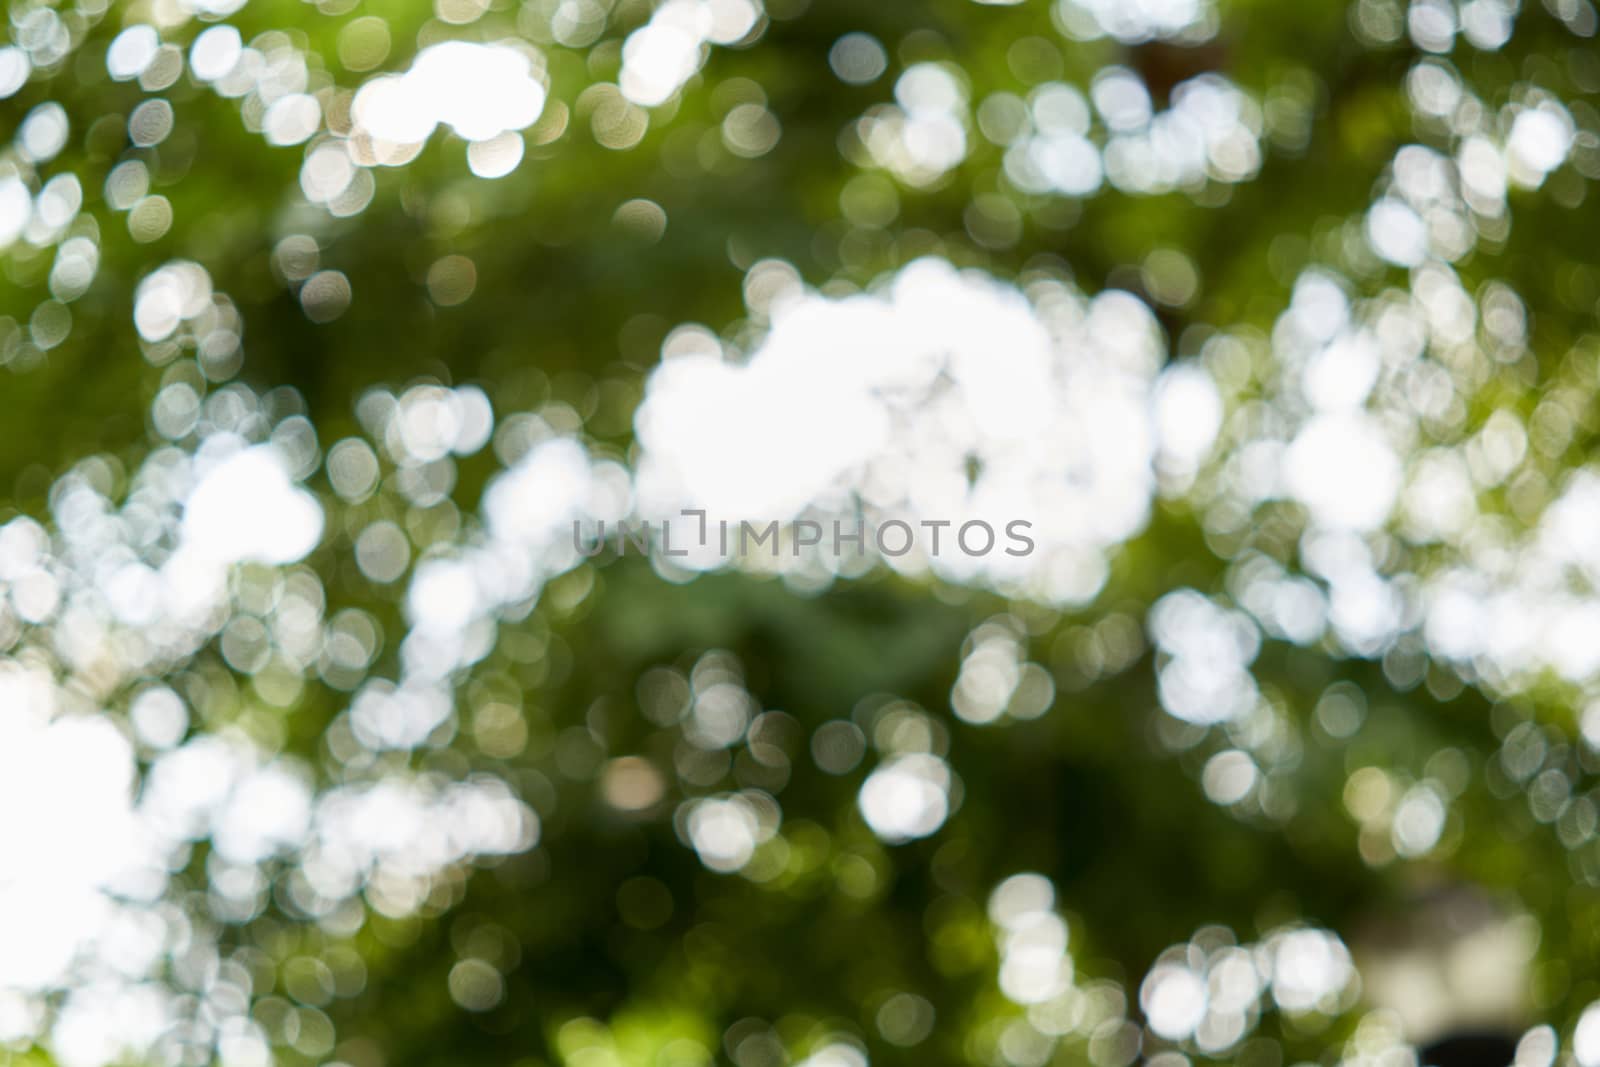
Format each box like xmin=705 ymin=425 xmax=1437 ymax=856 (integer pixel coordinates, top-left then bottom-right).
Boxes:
xmin=7 ymin=0 xmax=1600 ymax=1065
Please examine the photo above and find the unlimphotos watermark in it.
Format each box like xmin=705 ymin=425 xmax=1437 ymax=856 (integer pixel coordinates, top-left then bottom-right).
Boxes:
xmin=573 ymin=510 xmax=1036 ymax=560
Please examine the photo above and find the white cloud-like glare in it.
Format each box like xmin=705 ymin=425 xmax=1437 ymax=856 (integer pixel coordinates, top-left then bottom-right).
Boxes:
xmin=634 ymin=257 xmax=1181 ymax=604
xmin=1058 ymin=0 xmax=1214 ymax=42
xmin=619 ymin=0 xmax=762 ymax=106
xmin=351 ymin=42 xmax=547 ymax=146
xmin=858 ymin=753 xmax=954 ymax=843
xmin=0 ymin=704 xmax=148 ymax=991
xmin=181 ymin=444 xmax=324 ymax=565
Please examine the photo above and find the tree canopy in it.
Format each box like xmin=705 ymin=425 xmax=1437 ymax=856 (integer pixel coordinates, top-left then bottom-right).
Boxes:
xmin=3 ymin=0 xmax=1600 ymax=1065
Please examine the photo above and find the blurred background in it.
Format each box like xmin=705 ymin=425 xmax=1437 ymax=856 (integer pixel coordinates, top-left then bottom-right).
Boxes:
xmin=1 ymin=0 xmax=1598 ymax=1065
